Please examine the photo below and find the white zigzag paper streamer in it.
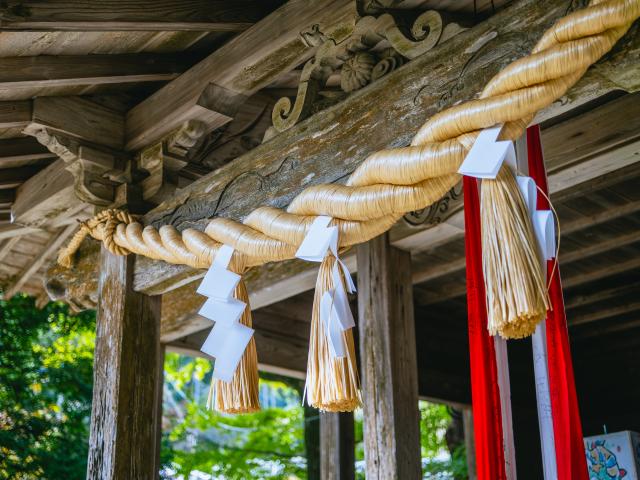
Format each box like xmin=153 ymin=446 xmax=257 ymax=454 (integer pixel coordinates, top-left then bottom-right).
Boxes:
xmin=197 ymin=245 xmax=254 ymax=382
xmin=296 ymin=216 xmax=356 ymax=357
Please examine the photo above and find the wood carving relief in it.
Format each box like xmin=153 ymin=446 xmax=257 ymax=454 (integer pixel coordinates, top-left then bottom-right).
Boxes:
xmin=24 ymin=125 xmax=129 ymax=206
xmin=403 ymin=181 xmax=463 ymax=227
xmin=267 ymin=9 xmax=467 ymax=138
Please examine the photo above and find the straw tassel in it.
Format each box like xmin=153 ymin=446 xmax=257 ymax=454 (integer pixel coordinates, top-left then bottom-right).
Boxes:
xmin=207 ymin=279 xmax=260 ymax=414
xmin=305 ymin=254 xmax=361 ymax=412
xmin=480 ymin=166 xmax=549 ymax=339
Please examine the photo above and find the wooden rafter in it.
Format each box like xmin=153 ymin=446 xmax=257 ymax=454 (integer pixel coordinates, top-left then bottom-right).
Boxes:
xmin=0 ymin=0 xmax=278 ymax=32
xmin=3 ymin=223 xmax=76 ymax=298
xmin=0 ymin=54 xmax=195 ymax=90
xmin=0 ymin=100 xmax=31 ymax=129
xmin=0 ymin=137 xmax=56 ymax=165
xmin=0 ymin=165 xmax=41 ymax=188
xmin=125 ymin=0 xmax=356 ymax=149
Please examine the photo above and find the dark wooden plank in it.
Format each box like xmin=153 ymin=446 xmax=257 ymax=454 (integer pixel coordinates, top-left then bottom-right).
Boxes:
xmin=0 ymin=54 xmax=195 ymax=89
xmin=125 ymin=0 xmax=356 ymax=149
xmin=0 ymin=165 xmax=41 ymax=188
xmin=87 ymin=248 xmax=162 ymax=479
xmin=0 ymin=0 xmax=277 ymax=31
xmin=30 ymin=96 xmax=125 ymax=149
xmin=357 ymin=233 xmax=421 ymax=479
xmin=320 ymin=412 xmax=355 ymax=480
xmin=0 ymin=100 xmax=31 ymax=129
xmin=0 ymin=137 xmax=56 ymax=166
xmin=0 ymin=189 xmax=15 ymax=207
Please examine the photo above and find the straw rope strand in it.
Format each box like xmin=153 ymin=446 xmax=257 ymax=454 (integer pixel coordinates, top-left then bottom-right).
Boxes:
xmin=58 ymin=0 xmax=639 ymax=281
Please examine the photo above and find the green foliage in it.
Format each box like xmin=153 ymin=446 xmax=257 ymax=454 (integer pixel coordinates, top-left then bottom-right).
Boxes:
xmin=162 ymin=353 xmax=306 ymax=479
xmin=0 ymin=295 xmax=95 ymax=480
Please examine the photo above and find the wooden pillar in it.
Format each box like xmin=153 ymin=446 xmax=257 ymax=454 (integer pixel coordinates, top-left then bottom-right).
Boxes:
xmin=87 ymin=247 xmax=162 ymax=479
xmin=305 ymin=404 xmax=321 ymax=480
xmin=320 ymin=412 xmax=355 ymax=480
xmin=463 ymin=408 xmax=477 ymax=480
xmin=356 ymin=233 xmax=422 ymax=479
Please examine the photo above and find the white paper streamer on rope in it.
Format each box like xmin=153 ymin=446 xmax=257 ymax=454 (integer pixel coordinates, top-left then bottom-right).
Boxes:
xmin=516 ymin=166 xmax=558 ymax=479
xmin=295 ymin=216 xmax=356 ymax=357
xmin=458 ymin=124 xmax=517 ymax=178
xmin=197 ymin=245 xmax=254 ymax=382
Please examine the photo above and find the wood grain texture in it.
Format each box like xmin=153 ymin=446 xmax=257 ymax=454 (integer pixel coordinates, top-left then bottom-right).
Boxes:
xmin=356 ymin=234 xmax=421 ymax=480
xmin=320 ymin=412 xmax=355 ymax=480
xmin=0 ymin=53 xmax=194 ymax=89
xmin=11 ymin=158 xmax=79 ymax=227
xmin=0 ymin=136 xmax=56 ymax=166
xmin=0 ymin=100 xmax=31 ymax=128
xmin=87 ymin=248 xmax=162 ymax=479
xmin=0 ymin=0 xmax=277 ymax=31
xmin=125 ymin=0 xmax=356 ymax=149
xmin=127 ymin=0 xmax=640 ymax=295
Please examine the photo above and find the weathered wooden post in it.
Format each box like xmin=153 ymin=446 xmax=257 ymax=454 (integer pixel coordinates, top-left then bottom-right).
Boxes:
xmin=320 ymin=411 xmax=355 ymax=480
xmin=356 ymin=233 xmax=422 ymax=479
xmin=87 ymin=248 xmax=163 ymax=479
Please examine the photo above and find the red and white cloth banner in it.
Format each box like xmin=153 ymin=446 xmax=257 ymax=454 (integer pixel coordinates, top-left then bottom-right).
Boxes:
xmin=527 ymin=125 xmax=588 ymax=480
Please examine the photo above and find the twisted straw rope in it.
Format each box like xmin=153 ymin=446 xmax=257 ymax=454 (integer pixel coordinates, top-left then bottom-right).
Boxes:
xmin=58 ymin=0 xmax=640 ymax=272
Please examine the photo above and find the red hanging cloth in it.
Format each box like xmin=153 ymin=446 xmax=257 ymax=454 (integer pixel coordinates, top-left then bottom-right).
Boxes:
xmin=464 ymin=176 xmax=507 ymax=480
xmin=527 ymin=125 xmax=588 ymax=479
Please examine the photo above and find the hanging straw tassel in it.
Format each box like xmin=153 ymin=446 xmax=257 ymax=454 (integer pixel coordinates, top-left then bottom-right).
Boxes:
xmin=306 ymin=254 xmax=361 ymax=412
xmin=206 ymin=279 xmax=260 ymax=414
xmin=480 ymin=166 xmax=549 ymax=339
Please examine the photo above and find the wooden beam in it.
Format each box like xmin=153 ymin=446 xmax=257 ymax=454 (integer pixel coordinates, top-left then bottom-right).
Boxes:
xmin=125 ymin=0 xmax=356 ymax=150
xmin=0 ymin=137 xmax=56 ymax=165
xmin=0 ymin=100 xmax=31 ymax=129
xmin=320 ymin=412 xmax=355 ymax=480
xmin=0 ymin=223 xmax=40 ymax=240
xmin=87 ymin=248 xmax=162 ymax=479
xmin=11 ymin=159 xmax=81 ymax=227
xmin=570 ymin=301 xmax=640 ymax=327
xmin=29 ymin=97 xmax=125 ymax=149
xmin=0 ymin=235 xmax=21 ymax=263
xmin=0 ymin=0 xmax=274 ymax=31
xmin=357 ymin=233 xmax=422 ymax=479
xmin=0 ymin=54 xmax=194 ymax=89
xmin=45 ymin=1 xmax=640 ymax=319
xmin=128 ymin=0 xmax=640 ymax=294
xmin=561 ymin=230 xmax=640 ymax=263
xmin=565 ymin=282 xmax=640 ymax=310
xmin=3 ymin=223 xmax=76 ymax=298
xmin=0 ymin=165 xmax=41 ymax=188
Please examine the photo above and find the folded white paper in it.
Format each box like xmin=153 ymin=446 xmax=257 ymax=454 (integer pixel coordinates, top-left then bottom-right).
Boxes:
xmin=517 ymin=175 xmax=537 ymax=214
xmin=197 ymin=245 xmax=254 ymax=382
xmin=534 ymin=210 xmax=556 ymax=261
xmin=295 ymin=216 xmax=356 ymax=357
xmin=201 ymin=321 xmax=254 ymax=382
xmin=296 ymin=216 xmax=338 ymax=261
xmin=458 ymin=124 xmax=516 ymax=178
xmin=199 ymin=297 xmax=246 ymax=325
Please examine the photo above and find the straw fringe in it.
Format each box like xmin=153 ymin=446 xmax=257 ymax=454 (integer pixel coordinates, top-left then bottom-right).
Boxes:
xmin=305 ymin=255 xmax=361 ymax=412
xmin=480 ymin=167 xmax=549 ymax=338
xmin=207 ymin=279 xmax=261 ymax=414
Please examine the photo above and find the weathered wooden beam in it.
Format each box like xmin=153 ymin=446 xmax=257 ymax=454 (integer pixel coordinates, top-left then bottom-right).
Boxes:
xmin=29 ymin=97 xmax=125 ymax=149
xmin=565 ymin=282 xmax=640 ymax=310
xmin=3 ymin=223 xmax=76 ymax=298
xmin=0 ymin=0 xmax=276 ymax=31
xmin=45 ymin=1 xmax=640 ymax=318
xmin=0 ymin=223 xmax=40 ymax=240
xmin=357 ymin=233 xmax=421 ymax=479
xmin=125 ymin=0 xmax=356 ymax=150
xmin=0 ymin=54 xmax=194 ymax=89
xmin=0 ymin=100 xmax=31 ymax=129
xmin=87 ymin=248 xmax=162 ymax=479
xmin=11 ymin=159 xmax=79 ymax=227
xmin=320 ymin=412 xmax=355 ymax=480
xmin=570 ymin=301 xmax=640 ymax=327
xmin=129 ymin=0 xmax=640 ymax=294
xmin=0 ymin=165 xmax=41 ymax=188
xmin=0 ymin=235 xmax=21 ymax=263
xmin=0 ymin=137 xmax=56 ymax=165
